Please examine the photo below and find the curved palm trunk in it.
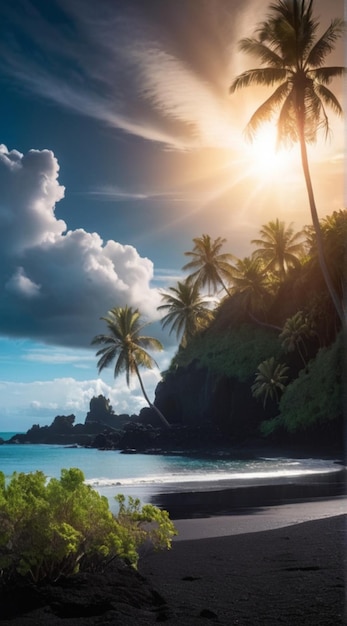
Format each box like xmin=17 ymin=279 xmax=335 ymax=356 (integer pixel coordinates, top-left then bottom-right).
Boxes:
xmin=219 ymin=277 xmax=232 ymax=298
xmin=298 ymin=125 xmax=344 ymax=325
xmin=134 ymin=364 xmax=171 ymax=429
xmin=248 ymin=311 xmax=282 ymax=332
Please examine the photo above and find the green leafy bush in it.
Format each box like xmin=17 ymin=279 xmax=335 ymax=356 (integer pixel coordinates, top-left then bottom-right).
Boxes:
xmin=0 ymin=467 xmax=176 ymax=584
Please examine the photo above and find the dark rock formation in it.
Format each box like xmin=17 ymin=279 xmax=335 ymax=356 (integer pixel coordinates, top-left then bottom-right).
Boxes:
xmin=7 ymin=396 xmax=137 ymax=446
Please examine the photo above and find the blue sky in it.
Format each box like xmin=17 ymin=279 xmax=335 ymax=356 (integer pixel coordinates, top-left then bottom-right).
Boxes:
xmin=0 ymin=0 xmax=345 ymax=431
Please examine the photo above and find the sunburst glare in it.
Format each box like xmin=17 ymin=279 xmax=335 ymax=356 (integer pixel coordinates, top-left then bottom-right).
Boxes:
xmin=243 ymin=124 xmax=297 ymax=181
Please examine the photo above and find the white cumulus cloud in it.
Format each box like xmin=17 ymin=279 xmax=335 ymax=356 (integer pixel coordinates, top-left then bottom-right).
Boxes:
xmin=0 ymin=145 xmax=162 ymax=347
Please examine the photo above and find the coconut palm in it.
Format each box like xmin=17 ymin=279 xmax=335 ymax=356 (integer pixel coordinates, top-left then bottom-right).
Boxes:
xmin=252 ymin=219 xmax=305 ymax=279
xmin=91 ymin=306 xmax=170 ymax=428
xmin=158 ymin=280 xmax=215 ymax=348
xmin=279 ymin=310 xmax=316 ymax=367
xmin=230 ymin=0 xmax=345 ymax=322
xmin=230 ymin=256 xmax=269 ymax=308
xmin=251 ymin=356 xmax=289 ymax=407
xmin=183 ymin=234 xmax=235 ymax=296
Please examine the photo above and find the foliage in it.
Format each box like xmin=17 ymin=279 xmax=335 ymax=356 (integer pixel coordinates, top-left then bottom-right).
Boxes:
xmin=183 ymin=234 xmax=235 ymax=296
xmin=251 ymin=357 xmax=289 ymax=407
xmin=158 ymin=280 xmax=215 ymax=348
xmin=279 ymin=310 xmax=317 ymax=367
xmin=92 ymin=306 xmax=163 ymax=385
xmin=262 ymin=331 xmax=344 ymax=434
xmin=116 ymin=494 xmax=176 ymax=555
xmin=305 ymin=210 xmax=347 ymax=298
xmin=174 ymin=325 xmax=281 ymax=382
xmin=229 ymin=256 xmax=274 ymax=315
xmin=251 ymin=219 xmax=305 ymax=279
xmin=92 ymin=306 xmax=170 ymax=428
xmin=230 ymin=0 xmax=345 ymax=146
xmin=0 ymin=468 xmax=176 ymax=584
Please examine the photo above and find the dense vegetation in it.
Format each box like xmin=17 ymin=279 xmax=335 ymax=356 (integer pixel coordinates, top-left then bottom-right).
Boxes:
xmin=156 ymin=210 xmax=346 ymax=444
xmin=0 ymin=468 xmax=176 ymax=584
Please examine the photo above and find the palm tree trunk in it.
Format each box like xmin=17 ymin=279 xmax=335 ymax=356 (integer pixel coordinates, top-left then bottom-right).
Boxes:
xmin=219 ymin=278 xmax=232 ymax=298
xmin=248 ymin=311 xmax=282 ymax=332
xmin=298 ymin=127 xmax=344 ymax=324
xmin=134 ymin=365 xmax=171 ymax=429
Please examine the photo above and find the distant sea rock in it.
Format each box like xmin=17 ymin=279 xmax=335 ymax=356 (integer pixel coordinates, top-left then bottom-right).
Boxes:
xmin=7 ymin=395 xmax=137 ymax=446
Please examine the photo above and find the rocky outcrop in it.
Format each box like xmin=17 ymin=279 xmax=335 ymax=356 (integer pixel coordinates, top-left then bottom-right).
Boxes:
xmin=7 ymin=396 xmax=137 ymax=446
xmin=85 ymin=395 xmax=136 ymax=430
xmin=152 ymin=363 xmax=269 ymax=441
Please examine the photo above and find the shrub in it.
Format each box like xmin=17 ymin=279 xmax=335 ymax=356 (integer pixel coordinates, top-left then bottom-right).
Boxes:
xmin=261 ymin=331 xmax=343 ymax=434
xmin=0 ymin=467 xmax=176 ymax=584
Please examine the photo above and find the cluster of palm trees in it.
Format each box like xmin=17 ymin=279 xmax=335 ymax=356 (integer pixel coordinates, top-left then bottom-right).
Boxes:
xmin=90 ymin=220 xmax=314 ymax=422
xmin=91 ymin=1 xmax=345 ymax=426
xmin=159 ymin=221 xmax=307 ymax=345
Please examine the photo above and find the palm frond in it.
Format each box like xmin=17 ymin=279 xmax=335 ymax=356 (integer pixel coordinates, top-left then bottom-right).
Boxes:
xmin=311 ymin=65 xmax=346 ymax=86
xmin=138 ymin=336 xmax=163 ymax=352
xmin=230 ymin=67 xmax=287 ymax=93
xmin=238 ymin=38 xmax=284 ymax=67
xmin=313 ymin=83 xmax=344 ymax=116
xmin=245 ymin=81 xmax=291 ymax=140
xmin=133 ymin=346 xmax=158 ymax=370
xmin=95 ymin=346 xmax=118 ymax=373
xmin=306 ymin=18 xmax=346 ymax=67
xmin=277 ymin=92 xmax=297 ymax=145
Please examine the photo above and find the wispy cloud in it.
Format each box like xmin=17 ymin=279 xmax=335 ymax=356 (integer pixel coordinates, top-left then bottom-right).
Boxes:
xmin=22 ymin=347 xmax=95 ymax=367
xmin=0 ymin=0 xmax=248 ymax=151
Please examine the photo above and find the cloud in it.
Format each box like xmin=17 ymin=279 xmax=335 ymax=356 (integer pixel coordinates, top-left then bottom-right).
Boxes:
xmin=22 ymin=346 xmax=95 ymax=367
xmin=0 ymin=0 xmax=251 ymax=150
xmin=0 ymin=343 xmax=176 ymax=431
xmin=0 ymin=0 xmax=343 ymax=155
xmin=0 ymin=1 xmax=344 ymax=152
xmin=0 ymin=145 xmax=162 ymax=347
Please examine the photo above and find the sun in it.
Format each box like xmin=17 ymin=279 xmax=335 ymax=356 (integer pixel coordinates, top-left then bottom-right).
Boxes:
xmin=244 ymin=124 xmax=296 ymax=181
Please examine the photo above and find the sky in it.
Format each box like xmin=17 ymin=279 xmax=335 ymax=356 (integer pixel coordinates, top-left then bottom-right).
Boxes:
xmin=0 ymin=0 xmax=345 ymax=431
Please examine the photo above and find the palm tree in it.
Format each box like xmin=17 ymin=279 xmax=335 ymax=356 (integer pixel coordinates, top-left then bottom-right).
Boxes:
xmin=251 ymin=356 xmax=289 ymax=407
xmin=252 ymin=219 xmax=305 ymax=279
xmin=229 ymin=255 xmax=281 ymax=329
xmin=183 ymin=234 xmax=235 ymax=296
xmin=230 ymin=0 xmax=345 ymax=323
xmin=91 ymin=306 xmax=170 ymax=428
xmin=279 ymin=310 xmax=316 ymax=367
xmin=158 ymin=280 xmax=215 ymax=348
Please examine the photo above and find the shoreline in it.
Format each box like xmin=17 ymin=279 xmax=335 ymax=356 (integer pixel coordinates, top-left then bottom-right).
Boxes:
xmin=150 ymin=466 xmax=347 ymax=520
xmin=1 ymin=470 xmax=346 ymax=625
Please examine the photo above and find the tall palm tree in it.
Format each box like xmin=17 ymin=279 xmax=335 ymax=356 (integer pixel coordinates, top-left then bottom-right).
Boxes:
xmin=183 ymin=234 xmax=235 ymax=296
xmin=91 ymin=306 xmax=170 ymax=428
xmin=158 ymin=280 xmax=215 ymax=348
xmin=252 ymin=218 xmax=305 ymax=279
xmin=230 ymin=0 xmax=345 ymax=323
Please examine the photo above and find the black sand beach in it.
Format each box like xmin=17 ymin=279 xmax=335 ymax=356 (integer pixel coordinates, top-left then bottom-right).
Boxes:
xmin=1 ymin=470 xmax=346 ymax=625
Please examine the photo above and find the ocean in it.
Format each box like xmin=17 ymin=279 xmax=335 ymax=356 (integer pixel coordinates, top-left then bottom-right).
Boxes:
xmin=0 ymin=432 xmax=341 ymax=515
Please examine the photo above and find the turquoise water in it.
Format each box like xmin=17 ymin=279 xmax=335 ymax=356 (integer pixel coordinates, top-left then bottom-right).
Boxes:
xmin=0 ymin=432 xmax=341 ymax=513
